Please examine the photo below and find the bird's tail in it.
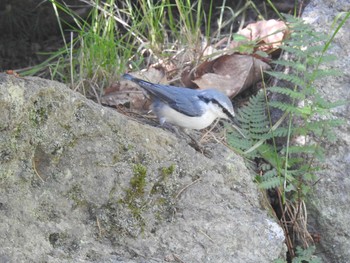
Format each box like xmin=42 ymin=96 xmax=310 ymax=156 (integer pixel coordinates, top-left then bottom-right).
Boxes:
xmin=122 ymin=73 xmax=135 ymax=81
xmin=122 ymin=73 xmax=157 ymax=93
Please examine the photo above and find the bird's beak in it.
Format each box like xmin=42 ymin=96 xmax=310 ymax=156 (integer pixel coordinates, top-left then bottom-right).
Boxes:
xmin=229 ymin=116 xmax=246 ymax=138
xmin=230 ymin=115 xmax=240 ymax=127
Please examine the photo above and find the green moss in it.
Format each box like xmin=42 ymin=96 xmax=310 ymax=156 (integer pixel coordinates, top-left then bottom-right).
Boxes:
xmin=112 ymin=152 xmax=120 ymax=163
xmin=119 ymin=164 xmax=148 ymax=231
xmin=151 ymin=164 xmax=175 ymax=195
xmin=61 ymin=123 xmax=72 ymax=130
xmin=65 ymin=184 xmax=87 ymax=208
xmin=67 ymin=137 xmax=77 ymax=148
xmin=13 ymin=126 xmax=22 ymax=138
xmin=9 ymin=125 xmax=22 ymax=151
xmin=130 ymin=164 xmax=147 ymax=195
xmin=116 ymin=164 xmax=176 ymax=235
xmin=29 ymin=104 xmax=48 ymax=126
xmin=121 ymin=143 xmax=133 ymax=152
xmin=161 ymin=164 xmax=175 ymax=178
xmin=156 ymin=197 xmax=167 ymax=205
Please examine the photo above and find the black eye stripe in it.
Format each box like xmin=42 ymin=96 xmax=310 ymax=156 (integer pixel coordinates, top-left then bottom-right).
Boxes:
xmin=199 ymin=96 xmax=234 ymax=118
xmin=200 ymin=96 xmax=219 ymax=105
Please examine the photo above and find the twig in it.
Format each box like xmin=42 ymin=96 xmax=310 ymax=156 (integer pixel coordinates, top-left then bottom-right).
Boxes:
xmin=175 ymin=178 xmax=201 ymax=199
xmin=173 ymin=254 xmax=186 ymax=263
xmin=96 ymin=216 xmax=102 ymax=238
xmin=32 ymin=158 xmax=45 ymax=183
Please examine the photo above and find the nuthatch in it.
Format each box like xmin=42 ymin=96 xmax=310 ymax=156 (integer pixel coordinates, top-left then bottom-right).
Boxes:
xmin=123 ymin=73 xmax=236 ymax=130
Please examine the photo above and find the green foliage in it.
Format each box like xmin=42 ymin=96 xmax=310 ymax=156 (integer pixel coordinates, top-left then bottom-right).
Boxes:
xmin=274 ymin=246 xmax=321 ymax=263
xmin=20 ymin=0 xmax=262 ymax=101
xmin=20 ymin=0 xmax=218 ymax=96
xmin=228 ymin=13 xmax=346 ymax=261
xmin=227 ymin=90 xmax=270 ymax=158
xmin=228 ymin=14 xmax=343 ymax=201
xmin=21 ymin=0 xmax=136 ymax=96
xmin=292 ymin=246 xmax=321 ymax=263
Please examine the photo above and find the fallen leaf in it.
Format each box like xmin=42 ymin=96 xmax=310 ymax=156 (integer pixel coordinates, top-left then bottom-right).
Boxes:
xmin=5 ymin=70 xmax=20 ymax=77
xmin=192 ymin=54 xmax=270 ymax=97
xmin=101 ymin=81 xmax=148 ymax=111
xmin=101 ymin=68 xmax=164 ymax=111
xmin=230 ymin=19 xmax=288 ymax=52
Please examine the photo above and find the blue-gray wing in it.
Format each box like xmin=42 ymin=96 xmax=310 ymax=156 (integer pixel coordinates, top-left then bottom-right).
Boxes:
xmin=123 ymin=74 xmax=204 ymax=117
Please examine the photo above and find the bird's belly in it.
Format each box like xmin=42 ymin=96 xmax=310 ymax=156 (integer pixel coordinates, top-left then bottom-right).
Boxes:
xmin=155 ymin=104 xmax=217 ymax=130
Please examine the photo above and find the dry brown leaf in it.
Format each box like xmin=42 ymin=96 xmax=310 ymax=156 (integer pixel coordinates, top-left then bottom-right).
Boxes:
xmin=101 ymin=82 xmax=148 ymax=111
xmin=5 ymin=70 xmax=20 ymax=77
xmin=230 ymin=19 xmax=288 ymax=52
xmin=192 ymin=54 xmax=270 ymax=97
xmin=101 ymin=68 xmax=164 ymax=111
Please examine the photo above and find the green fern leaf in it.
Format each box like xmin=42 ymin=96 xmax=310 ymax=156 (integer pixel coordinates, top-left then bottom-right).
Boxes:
xmin=272 ymin=60 xmax=307 ymax=71
xmin=312 ymin=69 xmax=342 ymax=79
xmin=259 ymin=175 xmax=282 ymax=189
xmin=267 ymin=71 xmax=306 ymax=87
xmin=268 ymin=86 xmax=305 ymax=100
xmin=266 ymin=127 xmax=291 ymax=138
xmin=307 ymin=54 xmax=337 ymax=65
xmin=295 ymin=45 xmax=325 ymax=55
xmin=278 ymin=45 xmax=309 ymax=58
xmin=287 ymin=145 xmax=317 ymax=155
xmin=268 ymin=101 xmax=302 ymax=115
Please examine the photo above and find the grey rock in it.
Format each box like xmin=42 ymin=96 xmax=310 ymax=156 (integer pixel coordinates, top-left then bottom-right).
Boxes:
xmin=302 ymin=1 xmax=350 ymax=262
xmin=0 ymin=74 xmax=286 ymax=262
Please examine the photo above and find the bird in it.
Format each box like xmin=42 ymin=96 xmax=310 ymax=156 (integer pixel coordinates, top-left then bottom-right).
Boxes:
xmin=122 ymin=73 xmax=236 ymax=130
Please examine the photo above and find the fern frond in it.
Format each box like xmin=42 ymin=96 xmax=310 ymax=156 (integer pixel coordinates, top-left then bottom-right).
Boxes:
xmin=268 ymin=101 xmax=302 ymax=115
xmin=287 ymin=145 xmax=317 ymax=155
xmin=307 ymin=54 xmax=337 ymax=65
xmin=238 ymin=108 xmax=266 ymax=119
xmin=229 ymin=14 xmax=345 ymax=257
xmin=323 ymin=118 xmax=344 ymax=127
xmin=258 ymin=169 xmax=281 ymax=190
xmin=314 ymin=147 xmax=326 ymax=161
xmin=247 ymin=126 xmax=270 ymax=135
xmin=227 ymin=90 xmax=271 ymax=157
xmin=322 ymin=127 xmax=339 ymax=143
xmin=286 ymin=157 xmax=305 ymax=167
xmin=304 ymin=119 xmax=343 ymax=130
xmin=267 ymin=71 xmax=306 ymax=87
xmin=268 ymin=86 xmax=305 ymax=100
xmin=257 ymin=144 xmax=283 ymax=169
xmin=264 ymin=127 xmax=292 ymax=138
xmin=302 ymin=45 xmax=325 ymax=54
xmin=314 ymin=94 xmax=347 ymax=109
xmin=228 ymin=135 xmax=253 ymax=149
xmin=278 ymin=45 xmax=309 ymax=58
xmin=272 ymin=60 xmax=307 ymax=72
xmin=312 ymin=69 xmax=342 ymax=79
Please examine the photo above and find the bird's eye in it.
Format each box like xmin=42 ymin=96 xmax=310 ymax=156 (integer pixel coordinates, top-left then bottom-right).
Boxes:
xmin=214 ymin=100 xmax=234 ymax=119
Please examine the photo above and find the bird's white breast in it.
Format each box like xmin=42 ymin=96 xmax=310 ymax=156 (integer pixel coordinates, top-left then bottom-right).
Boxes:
xmin=154 ymin=102 xmax=226 ymax=130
